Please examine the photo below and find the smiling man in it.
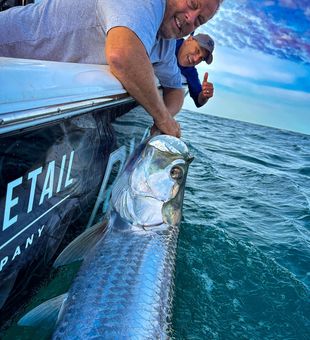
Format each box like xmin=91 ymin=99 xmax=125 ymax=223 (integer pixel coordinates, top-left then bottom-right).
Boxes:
xmin=0 ymin=0 xmax=223 ymax=137
xmin=176 ymin=33 xmax=215 ymax=107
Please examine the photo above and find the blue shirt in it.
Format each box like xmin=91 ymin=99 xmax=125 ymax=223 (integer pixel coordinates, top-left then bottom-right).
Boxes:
xmin=176 ymin=38 xmax=202 ymax=108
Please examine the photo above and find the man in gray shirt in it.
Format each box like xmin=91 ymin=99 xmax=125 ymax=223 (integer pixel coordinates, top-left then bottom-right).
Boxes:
xmin=0 ymin=0 xmax=223 ymax=137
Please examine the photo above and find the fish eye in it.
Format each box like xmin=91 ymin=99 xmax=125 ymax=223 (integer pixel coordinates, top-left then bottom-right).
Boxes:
xmin=170 ymin=166 xmax=183 ymax=180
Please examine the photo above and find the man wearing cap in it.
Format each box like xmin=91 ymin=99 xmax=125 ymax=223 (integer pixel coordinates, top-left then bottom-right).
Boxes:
xmin=176 ymin=33 xmax=215 ymax=107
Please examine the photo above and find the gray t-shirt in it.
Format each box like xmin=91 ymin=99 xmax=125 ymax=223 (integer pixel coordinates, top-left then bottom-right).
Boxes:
xmin=150 ymin=38 xmax=182 ymax=89
xmin=0 ymin=0 xmax=181 ymax=88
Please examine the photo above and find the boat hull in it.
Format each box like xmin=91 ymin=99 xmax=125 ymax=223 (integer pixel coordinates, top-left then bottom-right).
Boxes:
xmin=0 ymin=57 xmax=142 ymax=321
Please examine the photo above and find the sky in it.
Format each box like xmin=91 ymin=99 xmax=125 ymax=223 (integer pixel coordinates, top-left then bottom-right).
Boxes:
xmin=183 ymin=0 xmax=310 ymax=135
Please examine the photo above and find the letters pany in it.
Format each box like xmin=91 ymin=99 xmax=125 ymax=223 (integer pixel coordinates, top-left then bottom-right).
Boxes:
xmin=2 ymin=151 xmax=74 ymax=232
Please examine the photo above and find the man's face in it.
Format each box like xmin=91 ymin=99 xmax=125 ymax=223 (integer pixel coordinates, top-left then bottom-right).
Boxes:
xmin=158 ymin=0 xmax=219 ymax=39
xmin=177 ymin=36 xmax=209 ymax=67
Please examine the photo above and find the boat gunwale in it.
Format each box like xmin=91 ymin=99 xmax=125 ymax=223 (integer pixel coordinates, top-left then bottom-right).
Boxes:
xmin=0 ymin=94 xmax=138 ymax=135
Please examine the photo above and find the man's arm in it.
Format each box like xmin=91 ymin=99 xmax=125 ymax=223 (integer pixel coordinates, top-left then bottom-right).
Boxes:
xmin=150 ymin=87 xmax=183 ymax=135
xmin=105 ymin=27 xmax=181 ymax=137
xmin=162 ymin=87 xmax=184 ymax=117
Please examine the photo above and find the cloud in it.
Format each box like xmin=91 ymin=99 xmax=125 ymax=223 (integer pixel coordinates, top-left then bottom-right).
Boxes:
xmin=278 ymin=0 xmax=297 ymax=9
xmin=200 ymin=46 xmax=308 ymax=87
xmin=217 ymin=76 xmax=310 ymax=105
xmin=183 ymin=84 xmax=310 ymax=135
xmin=201 ymin=0 xmax=310 ymax=65
xmin=185 ymin=0 xmax=310 ymax=135
xmin=263 ymin=1 xmax=276 ymax=6
xmin=305 ymin=7 xmax=310 ymax=20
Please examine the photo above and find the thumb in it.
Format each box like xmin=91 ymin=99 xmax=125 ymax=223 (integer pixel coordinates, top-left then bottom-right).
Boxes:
xmin=203 ymin=72 xmax=209 ymax=83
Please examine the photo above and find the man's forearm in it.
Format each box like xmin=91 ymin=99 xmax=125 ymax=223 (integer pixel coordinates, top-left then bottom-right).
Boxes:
xmin=105 ymin=27 xmax=180 ymax=137
xmin=162 ymin=87 xmax=184 ymax=117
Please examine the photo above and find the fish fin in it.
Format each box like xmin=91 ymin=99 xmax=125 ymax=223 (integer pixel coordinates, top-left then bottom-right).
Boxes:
xmin=18 ymin=293 xmax=68 ymax=328
xmin=54 ymin=218 xmax=109 ymax=267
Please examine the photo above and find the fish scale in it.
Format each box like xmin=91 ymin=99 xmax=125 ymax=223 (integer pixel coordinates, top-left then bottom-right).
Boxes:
xmin=52 ymin=224 xmax=179 ymax=339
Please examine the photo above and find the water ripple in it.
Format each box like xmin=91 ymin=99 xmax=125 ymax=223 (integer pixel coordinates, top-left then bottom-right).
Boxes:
xmin=170 ymin=110 xmax=310 ymax=339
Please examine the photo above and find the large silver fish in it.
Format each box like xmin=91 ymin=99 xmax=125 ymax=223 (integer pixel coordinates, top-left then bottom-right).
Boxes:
xmin=18 ymin=134 xmax=193 ymax=339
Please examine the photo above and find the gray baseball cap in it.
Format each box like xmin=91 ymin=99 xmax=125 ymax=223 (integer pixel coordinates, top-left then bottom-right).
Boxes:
xmin=193 ymin=33 xmax=215 ymax=64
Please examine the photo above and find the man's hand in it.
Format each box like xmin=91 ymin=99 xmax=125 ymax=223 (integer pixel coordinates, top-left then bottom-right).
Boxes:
xmin=149 ymin=87 xmax=183 ymax=137
xmin=150 ymin=114 xmax=181 ymax=137
xmin=198 ymin=72 xmax=214 ymax=106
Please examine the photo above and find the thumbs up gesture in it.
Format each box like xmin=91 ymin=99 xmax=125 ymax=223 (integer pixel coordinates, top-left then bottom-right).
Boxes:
xmin=201 ymin=72 xmax=214 ymax=99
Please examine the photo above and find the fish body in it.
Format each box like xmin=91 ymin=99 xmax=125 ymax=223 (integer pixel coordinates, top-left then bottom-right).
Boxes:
xmin=19 ymin=134 xmax=193 ymax=339
xmin=53 ymin=223 xmax=179 ymax=339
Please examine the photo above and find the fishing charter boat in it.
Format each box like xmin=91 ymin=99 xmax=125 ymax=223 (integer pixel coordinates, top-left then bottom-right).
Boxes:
xmin=0 ymin=54 xmax=188 ymax=326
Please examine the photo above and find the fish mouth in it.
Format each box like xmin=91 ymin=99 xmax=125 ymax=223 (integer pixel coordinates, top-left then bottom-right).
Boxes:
xmin=141 ymin=221 xmax=165 ymax=230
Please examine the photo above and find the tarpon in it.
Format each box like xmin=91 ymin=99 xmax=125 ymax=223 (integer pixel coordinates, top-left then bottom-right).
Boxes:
xmin=18 ymin=133 xmax=194 ymax=339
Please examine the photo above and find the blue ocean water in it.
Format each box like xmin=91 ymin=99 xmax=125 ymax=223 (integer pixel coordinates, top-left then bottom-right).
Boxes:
xmin=170 ymin=109 xmax=310 ymax=339
xmin=1 ymin=107 xmax=310 ymax=339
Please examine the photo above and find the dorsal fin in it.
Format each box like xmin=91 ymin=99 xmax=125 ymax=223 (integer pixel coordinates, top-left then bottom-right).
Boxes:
xmin=18 ymin=293 xmax=68 ymax=329
xmin=54 ymin=218 xmax=109 ymax=267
